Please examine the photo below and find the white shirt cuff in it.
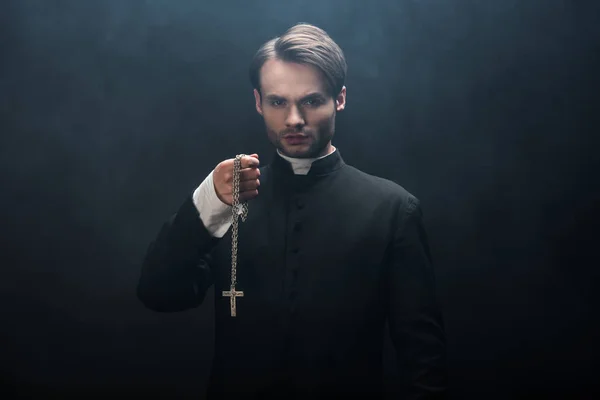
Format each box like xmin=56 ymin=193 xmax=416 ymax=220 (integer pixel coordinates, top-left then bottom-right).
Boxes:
xmin=192 ymin=170 xmax=232 ymax=238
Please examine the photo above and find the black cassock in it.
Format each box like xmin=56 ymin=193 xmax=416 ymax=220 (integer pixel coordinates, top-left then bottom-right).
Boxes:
xmin=137 ymin=149 xmax=447 ymax=399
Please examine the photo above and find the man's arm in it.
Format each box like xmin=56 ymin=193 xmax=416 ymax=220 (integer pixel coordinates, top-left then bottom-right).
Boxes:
xmin=137 ymin=171 xmax=231 ymax=312
xmin=386 ymin=195 xmax=448 ymax=399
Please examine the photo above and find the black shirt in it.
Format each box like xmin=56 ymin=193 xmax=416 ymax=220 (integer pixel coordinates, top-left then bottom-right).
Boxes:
xmin=137 ymin=149 xmax=447 ymax=399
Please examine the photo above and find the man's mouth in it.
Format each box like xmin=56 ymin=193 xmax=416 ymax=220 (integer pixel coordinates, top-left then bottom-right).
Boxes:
xmin=283 ymin=132 xmax=307 ymax=138
xmin=283 ymin=134 xmax=309 ymax=144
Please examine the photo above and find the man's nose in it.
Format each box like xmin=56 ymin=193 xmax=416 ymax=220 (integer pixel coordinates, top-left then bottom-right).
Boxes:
xmin=285 ymin=105 xmax=305 ymax=127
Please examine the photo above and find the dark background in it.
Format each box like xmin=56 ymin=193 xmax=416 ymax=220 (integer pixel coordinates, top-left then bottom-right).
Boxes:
xmin=1 ymin=0 xmax=599 ymax=398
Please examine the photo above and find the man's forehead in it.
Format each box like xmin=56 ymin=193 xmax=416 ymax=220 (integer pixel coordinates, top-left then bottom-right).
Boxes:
xmin=260 ymin=59 xmax=327 ymax=97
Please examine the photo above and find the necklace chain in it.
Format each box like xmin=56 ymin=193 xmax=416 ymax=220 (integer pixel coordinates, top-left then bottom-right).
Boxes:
xmin=230 ymin=154 xmax=248 ymax=288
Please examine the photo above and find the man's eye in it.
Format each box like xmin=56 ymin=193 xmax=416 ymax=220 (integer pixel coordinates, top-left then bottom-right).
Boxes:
xmin=304 ymin=99 xmax=322 ymax=106
xmin=271 ymin=100 xmax=285 ymax=106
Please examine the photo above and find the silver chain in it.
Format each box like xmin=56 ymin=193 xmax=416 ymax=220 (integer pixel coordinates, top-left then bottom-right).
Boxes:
xmin=230 ymin=154 xmax=248 ymax=288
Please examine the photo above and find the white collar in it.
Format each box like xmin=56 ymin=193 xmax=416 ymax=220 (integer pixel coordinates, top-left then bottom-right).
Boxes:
xmin=276 ymin=146 xmax=337 ymax=175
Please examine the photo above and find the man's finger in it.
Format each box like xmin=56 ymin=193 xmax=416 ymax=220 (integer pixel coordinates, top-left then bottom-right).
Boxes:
xmin=240 ymin=168 xmax=260 ymax=182
xmin=239 ymin=179 xmax=260 ymax=192
xmin=241 ymin=155 xmax=260 ymax=169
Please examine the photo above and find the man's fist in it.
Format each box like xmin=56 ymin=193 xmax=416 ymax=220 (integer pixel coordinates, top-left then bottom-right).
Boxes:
xmin=213 ymin=154 xmax=260 ymax=206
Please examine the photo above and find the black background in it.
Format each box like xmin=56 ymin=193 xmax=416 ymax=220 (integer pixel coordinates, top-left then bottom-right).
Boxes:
xmin=1 ymin=0 xmax=599 ymax=398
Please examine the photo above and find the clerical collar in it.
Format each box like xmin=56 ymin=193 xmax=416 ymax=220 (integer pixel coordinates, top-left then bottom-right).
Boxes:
xmin=272 ymin=146 xmax=345 ymax=177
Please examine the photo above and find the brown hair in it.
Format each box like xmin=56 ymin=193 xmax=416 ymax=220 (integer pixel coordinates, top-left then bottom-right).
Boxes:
xmin=249 ymin=23 xmax=347 ymax=98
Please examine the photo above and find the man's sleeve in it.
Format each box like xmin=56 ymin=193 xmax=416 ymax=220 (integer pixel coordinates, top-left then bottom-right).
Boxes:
xmin=137 ymin=195 xmax=222 ymax=313
xmin=192 ymin=170 xmax=233 ymax=238
xmin=386 ymin=195 xmax=448 ymax=399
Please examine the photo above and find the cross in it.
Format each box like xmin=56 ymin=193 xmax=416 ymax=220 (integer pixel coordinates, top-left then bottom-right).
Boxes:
xmin=222 ymin=286 xmax=244 ymax=317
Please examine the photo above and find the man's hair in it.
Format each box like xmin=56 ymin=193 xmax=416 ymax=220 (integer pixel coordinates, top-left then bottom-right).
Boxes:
xmin=249 ymin=23 xmax=347 ymax=98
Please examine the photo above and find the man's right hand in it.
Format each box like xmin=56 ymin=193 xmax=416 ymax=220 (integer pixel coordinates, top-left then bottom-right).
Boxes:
xmin=213 ymin=154 xmax=260 ymax=206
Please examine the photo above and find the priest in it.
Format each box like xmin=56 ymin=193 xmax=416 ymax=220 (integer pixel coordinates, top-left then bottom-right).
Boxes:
xmin=137 ymin=22 xmax=447 ymax=399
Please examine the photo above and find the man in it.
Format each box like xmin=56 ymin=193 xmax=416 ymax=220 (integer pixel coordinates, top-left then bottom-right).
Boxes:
xmin=137 ymin=23 xmax=447 ymax=399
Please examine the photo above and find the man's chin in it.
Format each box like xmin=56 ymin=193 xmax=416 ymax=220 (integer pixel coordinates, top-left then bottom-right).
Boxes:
xmin=278 ymin=144 xmax=316 ymax=159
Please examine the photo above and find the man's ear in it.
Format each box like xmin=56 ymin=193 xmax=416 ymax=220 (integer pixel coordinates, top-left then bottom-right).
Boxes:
xmin=254 ymin=89 xmax=263 ymax=115
xmin=335 ymin=86 xmax=347 ymax=112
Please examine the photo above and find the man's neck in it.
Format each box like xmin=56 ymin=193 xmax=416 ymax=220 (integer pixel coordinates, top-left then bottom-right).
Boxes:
xmin=276 ymin=145 xmax=336 ymax=175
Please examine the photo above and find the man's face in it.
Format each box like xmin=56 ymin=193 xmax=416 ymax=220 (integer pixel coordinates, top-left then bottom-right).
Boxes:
xmin=254 ymin=59 xmax=346 ymax=159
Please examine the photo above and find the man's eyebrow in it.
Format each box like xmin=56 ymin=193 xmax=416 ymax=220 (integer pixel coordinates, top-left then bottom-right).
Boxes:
xmin=300 ymin=92 xmax=326 ymax=101
xmin=264 ymin=94 xmax=285 ymax=100
xmin=264 ymin=92 xmax=326 ymax=101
